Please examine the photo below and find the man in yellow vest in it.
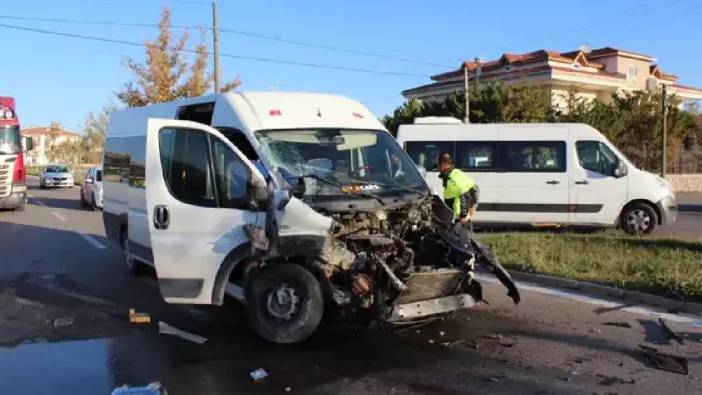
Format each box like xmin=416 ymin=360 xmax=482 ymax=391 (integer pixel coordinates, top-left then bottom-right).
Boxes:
xmin=438 ymin=152 xmax=479 ymax=224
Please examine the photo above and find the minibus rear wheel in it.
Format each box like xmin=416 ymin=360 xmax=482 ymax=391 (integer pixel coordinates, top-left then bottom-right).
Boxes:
xmin=246 ymin=264 xmax=323 ymax=343
xmin=621 ymin=202 xmax=658 ymax=235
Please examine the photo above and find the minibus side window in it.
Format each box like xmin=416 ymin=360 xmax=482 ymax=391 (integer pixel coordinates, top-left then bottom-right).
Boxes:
xmin=456 ymin=142 xmax=497 ymax=171
xmin=404 ymin=141 xmax=454 ymax=171
xmin=499 ymin=141 xmax=566 ymax=172
xmin=576 ymin=141 xmax=619 ymax=177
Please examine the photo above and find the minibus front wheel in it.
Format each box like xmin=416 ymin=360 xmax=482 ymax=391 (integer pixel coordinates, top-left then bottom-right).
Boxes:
xmin=621 ymin=202 xmax=658 ymax=235
xmin=246 ymin=264 xmax=324 ymax=343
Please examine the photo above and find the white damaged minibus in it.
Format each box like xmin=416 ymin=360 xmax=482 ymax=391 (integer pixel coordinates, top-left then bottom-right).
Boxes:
xmin=103 ymin=92 xmax=520 ymax=343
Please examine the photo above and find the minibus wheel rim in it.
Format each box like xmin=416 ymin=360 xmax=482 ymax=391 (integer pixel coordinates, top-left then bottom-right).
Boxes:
xmin=626 ymin=209 xmax=651 ymax=232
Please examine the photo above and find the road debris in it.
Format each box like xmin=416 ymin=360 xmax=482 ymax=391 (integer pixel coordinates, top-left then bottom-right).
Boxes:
xmin=597 ymin=374 xmax=635 ymax=385
xmin=250 ymin=368 xmax=268 ymax=382
xmin=640 ymin=345 xmax=688 ymax=375
xmin=602 ymin=321 xmax=631 ymax=328
xmin=428 ymin=339 xmax=435 ymax=344
xmin=158 ymin=321 xmax=207 ymax=344
xmin=285 ymin=386 xmax=292 ymax=392
xmin=111 ymin=381 xmax=168 ymax=395
xmin=53 ymin=316 xmax=74 ymax=328
xmin=487 ymin=376 xmax=500 ymax=383
xmin=439 ymin=330 xmax=446 ymax=337
xmin=129 ymin=308 xmax=151 ymax=324
xmin=590 ymin=328 xmax=602 ymax=334
xmin=658 ymin=318 xmax=684 ymax=345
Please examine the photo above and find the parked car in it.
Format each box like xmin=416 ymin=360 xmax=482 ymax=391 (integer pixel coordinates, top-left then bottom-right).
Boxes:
xmin=103 ymin=92 xmax=519 ymax=343
xmin=80 ymin=166 xmax=103 ymax=210
xmin=396 ymin=118 xmax=677 ymax=235
xmin=39 ymin=165 xmax=74 ymax=189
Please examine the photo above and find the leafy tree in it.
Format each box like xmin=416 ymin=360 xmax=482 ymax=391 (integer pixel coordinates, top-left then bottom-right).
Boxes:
xmin=117 ymin=6 xmax=239 ymax=107
xmin=81 ymin=104 xmax=115 ymax=163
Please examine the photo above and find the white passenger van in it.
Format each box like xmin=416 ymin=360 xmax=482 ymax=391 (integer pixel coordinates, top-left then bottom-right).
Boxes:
xmin=103 ymin=93 xmax=521 ymax=343
xmin=396 ymin=118 xmax=677 ymax=235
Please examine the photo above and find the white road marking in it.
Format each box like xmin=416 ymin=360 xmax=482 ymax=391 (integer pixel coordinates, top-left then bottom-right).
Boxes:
xmin=476 ymin=274 xmax=702 ymax=328
xmin=51 ymin=211 xmax=67 ymax=222
xmin=78 ymin=232 xmax=106 ymax=250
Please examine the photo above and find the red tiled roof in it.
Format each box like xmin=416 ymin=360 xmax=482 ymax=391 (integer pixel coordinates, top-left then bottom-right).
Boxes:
xmin=21 ymin=127 xmax=80 ymax=137
xmin=585 ymin=46 xmax=654 ymax=60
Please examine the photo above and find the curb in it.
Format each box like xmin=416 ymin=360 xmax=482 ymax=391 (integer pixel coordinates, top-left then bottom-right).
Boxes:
xmin=678 ymin=204 xmax=702 ymax=213
xmin=507 ymin=271 xmax=702 ymax=317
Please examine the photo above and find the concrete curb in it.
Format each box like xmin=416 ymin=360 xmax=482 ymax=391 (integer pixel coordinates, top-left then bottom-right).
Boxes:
xmin=507 ymin=271 xmax=702 ymax=317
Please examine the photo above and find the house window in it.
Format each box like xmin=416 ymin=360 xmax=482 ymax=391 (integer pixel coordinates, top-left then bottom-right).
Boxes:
xmin=628 ymin=65 xmax=638 ymax=82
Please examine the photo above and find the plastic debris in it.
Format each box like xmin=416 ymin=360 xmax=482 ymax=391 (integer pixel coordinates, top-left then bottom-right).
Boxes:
xmin=250 ymin=368 xmax=268 ymax=382
xmin=129 ymin=308 xmax=151 ymax=324
xmin=658 ymin=318 xmax=684 ymax=345
xmin=158 ymin=321 xmax=207 ymax=344
xmin=428 ymin=339 xmax=435 ymax=344
xmin=111 ymin=381 xmax=168 ymax=395
xmin=640 ymin=345 xmax=688 ymax=375
xmin=439 ymin=331 xmax=446 ymax=337
xmin=602 ymin=321 xmax=631 ymax=328
xmin=53 ymin=316 xmax=74 ymax=328
xmin=596 ymin=374 xmax=635 ymax=385
xmin=284 ymin=387 xmax=292 ymax=392
xmin=590 ymin=328 xmax=602 ymax=334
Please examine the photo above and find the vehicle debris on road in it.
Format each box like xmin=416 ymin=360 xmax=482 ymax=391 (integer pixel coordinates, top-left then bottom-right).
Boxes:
xmin=640 ymin=345 xmax=689 ymax=375
xmin=129 ymin=308 xmax=151 ymax=324
xmin=658 ymin=318 xmax=684 ymax=345
xmin=597 ymin=374 xmax=635 ymax=385
xmin=111 ymin=381 xmax=168 ymax=395
xmin=602 ymin=321 xmax=632 ymax=328
xmin=250 ymin=368 xmax=268 ymax=382
xmin=158 ymin=321 xmax=207 ymax=344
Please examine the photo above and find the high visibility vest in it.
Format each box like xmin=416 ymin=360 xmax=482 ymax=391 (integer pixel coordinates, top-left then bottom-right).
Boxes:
xmin=443 ymin=168 xmax=476 ymax=219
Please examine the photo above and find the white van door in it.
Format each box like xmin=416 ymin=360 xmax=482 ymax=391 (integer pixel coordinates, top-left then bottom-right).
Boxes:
xmin=570 ymin=140 xmax=628 ymax=225
xmin=144 ymin=118 xmax=266 ymax=304
xmin=497 ymin=140 xmax=570 ymax=223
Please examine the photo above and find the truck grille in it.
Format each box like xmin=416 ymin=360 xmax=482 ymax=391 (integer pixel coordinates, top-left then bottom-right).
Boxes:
xmin=0 ymin=163 xmax=11 ymax=197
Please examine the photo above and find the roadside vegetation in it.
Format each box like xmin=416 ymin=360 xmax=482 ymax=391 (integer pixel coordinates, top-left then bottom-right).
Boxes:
xmin=478 ymin=232 xmax=702 ymax=301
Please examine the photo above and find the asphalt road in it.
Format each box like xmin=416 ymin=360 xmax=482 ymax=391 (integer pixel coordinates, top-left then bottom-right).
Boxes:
xmin=0 ymin=179 xmax=701 ymax=395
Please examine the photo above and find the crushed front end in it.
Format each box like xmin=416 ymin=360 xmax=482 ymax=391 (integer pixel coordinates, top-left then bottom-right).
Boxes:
xmin=314 ymin=195 xmax=520 ymax=324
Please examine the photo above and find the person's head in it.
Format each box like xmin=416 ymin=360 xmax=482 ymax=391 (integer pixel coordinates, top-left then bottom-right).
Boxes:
xmin=438 ymin=152 xmax=454 ymax=173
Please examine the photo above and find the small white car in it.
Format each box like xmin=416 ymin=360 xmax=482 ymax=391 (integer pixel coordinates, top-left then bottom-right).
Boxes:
xmin=80 ymin=166 xmax=103 ymax=210
xmin=39 ymin=165 xmax=74 ymax=188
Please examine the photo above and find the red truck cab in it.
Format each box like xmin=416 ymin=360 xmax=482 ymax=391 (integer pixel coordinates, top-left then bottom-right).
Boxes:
xmin=0 ymin=97 xmax=32 ymax=211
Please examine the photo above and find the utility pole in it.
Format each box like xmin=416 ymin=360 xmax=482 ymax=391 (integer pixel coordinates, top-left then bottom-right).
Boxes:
xmin=661 ymin=84 xmax=668 ymax=177
xmin=463 ymin=65 xmax=470 ymax=123
xmin=212 ymin=1 xmax=221 ymax=94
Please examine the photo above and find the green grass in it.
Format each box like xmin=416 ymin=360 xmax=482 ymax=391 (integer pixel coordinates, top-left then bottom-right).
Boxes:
xmin=477 ymin=232 xmax=702 ymax=301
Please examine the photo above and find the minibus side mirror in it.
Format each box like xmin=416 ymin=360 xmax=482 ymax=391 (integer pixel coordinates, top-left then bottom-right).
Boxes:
xmin=248 ymin=174 xmax=268 ymax=209
xmin=614 ymin=161 xmax=627 ymax=178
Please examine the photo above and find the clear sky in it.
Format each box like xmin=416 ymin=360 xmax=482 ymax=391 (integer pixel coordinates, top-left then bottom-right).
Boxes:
xmin=2 ymin=0 xmax=701 ymax=132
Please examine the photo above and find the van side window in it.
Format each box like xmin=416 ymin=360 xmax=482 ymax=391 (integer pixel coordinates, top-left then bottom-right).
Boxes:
xmin=576 ymin=141 xmax=619 ymax=176
xmin=456 ymin=142 xmax=496 ymax=171
xmin=96 ymin=170 xmax=103 ymax=182
xmin=176 ymin=102 xmax=215 ymax=125
xmin=159 ymin=128 xmax=217 ymax=207
xmin=211 ymin=137 xmax=250 ymax=208
xmin=499 ymin=141 xmax=566 ymax=172
xmin=404 ymin=141 xmax=453 ymax=170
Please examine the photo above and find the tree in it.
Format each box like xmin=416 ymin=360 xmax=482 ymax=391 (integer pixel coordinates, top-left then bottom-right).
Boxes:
xmin=45 ymin=121 xmax=63 ymax=163
xmin=81 ymin=104 xmax=115 ymax=163
xmin=117 ymin=6 xmax=239 ymax=107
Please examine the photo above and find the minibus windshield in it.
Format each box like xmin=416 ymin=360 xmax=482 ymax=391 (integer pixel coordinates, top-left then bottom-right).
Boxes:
xmin=256 ymin=129 xmax=427 ymax=198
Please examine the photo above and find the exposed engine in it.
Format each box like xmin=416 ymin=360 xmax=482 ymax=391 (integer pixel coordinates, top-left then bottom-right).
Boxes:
xmin=315 ymin=196 xmax=520 ymax=323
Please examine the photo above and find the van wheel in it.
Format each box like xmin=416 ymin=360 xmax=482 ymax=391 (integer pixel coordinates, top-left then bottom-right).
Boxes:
xmin=80 ymin=191 xmax=88 ymax=208
xmin=91 ymin=193 xmax=98 ymax=211
xmin=121 ymin=229 xmax=141 ymax=276
xmin=621 ymin=203 xmax=658 ymax=235
xmin=246 ymin=264 xmax=323 ymax=343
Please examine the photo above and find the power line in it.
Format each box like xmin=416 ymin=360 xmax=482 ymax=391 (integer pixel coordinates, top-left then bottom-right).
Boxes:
xmin=0 ymin=23 xmax=430 ymax=78
xmin=0 ymin=14 xmax=453 ymax=69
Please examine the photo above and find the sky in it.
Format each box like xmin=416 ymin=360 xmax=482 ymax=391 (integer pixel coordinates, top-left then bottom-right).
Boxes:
xmin=2 ymin=0 xmax=702 ymax=132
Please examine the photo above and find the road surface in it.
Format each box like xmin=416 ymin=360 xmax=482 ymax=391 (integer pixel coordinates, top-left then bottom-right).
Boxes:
xmin=0 ymin=179 xmax=700 ymax=394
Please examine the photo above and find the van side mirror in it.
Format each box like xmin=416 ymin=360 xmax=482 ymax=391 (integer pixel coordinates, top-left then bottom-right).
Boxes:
xmin=614 ymin=161 xmax=627 ymax=178
xmin=23 ymin=136 xmax=34 ymax=151
xmin=248 ymin=174 xmax=268 ymax=209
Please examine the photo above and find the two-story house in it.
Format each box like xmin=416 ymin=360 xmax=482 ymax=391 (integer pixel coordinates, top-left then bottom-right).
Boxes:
xmin=21 ymin=126 xmax=81 ymax=166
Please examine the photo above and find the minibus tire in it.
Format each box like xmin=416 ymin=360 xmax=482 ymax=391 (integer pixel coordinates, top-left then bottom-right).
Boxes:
xmin=246 ymin=264 xmax=323 ymax=344
xmin=621 ymin=203 xmax=658 ymax=235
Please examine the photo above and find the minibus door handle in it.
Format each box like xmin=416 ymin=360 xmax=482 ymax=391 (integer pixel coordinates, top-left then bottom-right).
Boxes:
xmin=154 ymin=204 xmax=170 ymax=230
xmin=575 ymin=180 xmax=589 ymax=185
xmin=545 ymin=180 xmax=560 ymax=185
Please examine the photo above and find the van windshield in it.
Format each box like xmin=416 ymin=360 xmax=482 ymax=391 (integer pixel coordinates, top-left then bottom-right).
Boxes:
xmin=255 ymin=129 xmax=427 ymax=198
